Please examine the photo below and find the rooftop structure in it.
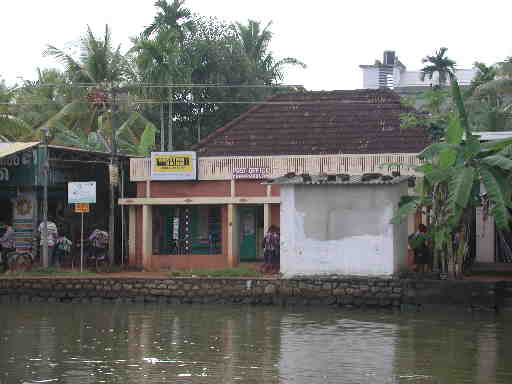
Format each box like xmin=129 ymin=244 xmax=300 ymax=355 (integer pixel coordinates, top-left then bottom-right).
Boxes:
xmin=360 ymin=50 xmax=477 ymax=95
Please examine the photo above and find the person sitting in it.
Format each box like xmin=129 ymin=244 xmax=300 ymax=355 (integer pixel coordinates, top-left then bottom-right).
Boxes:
xmin=0 ymin=221 xmax=15 ymax=272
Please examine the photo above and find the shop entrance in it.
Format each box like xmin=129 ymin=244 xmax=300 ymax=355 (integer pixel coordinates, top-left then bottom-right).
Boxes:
xmin=157 ymin=205 xmax=222 ymax=255
xmin=0 ymin=199 xmax=13 ymax=224
xmin=238 ymin=206 xmax=264 ymax=262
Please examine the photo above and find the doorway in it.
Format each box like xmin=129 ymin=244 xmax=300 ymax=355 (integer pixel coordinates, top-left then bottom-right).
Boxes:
xmin=238 ymin=206 xmax=264 ymax=262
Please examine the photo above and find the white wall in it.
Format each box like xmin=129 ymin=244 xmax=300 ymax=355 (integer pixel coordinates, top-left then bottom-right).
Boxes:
xmin=476 ymin=207 xmax=495 ymax=263
xmin=361 ymin=67 xmax=380 ymax=89
xmin=280 ymin=183 xmax=407 ymax=277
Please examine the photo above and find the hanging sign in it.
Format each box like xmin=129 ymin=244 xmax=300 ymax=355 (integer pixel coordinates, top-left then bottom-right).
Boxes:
xmin=74 ymin=203 xmax=90 ymax=213
xmin=109 ymin=164 xmax=119 ymax=186
xmin=68 ymin=181 xmax=97 ymax=204
xmin=232 ymin=167 xmax=271 ymax=179
xmin=151 ymin=151 xmax=197 ymax=181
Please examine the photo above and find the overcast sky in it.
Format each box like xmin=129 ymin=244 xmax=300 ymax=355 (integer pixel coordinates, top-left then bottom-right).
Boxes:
xmin=2 ymin=0 xmax=511 ymax=90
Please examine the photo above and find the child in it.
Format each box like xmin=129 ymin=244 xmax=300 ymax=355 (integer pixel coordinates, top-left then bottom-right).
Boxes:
xmin=261 ymin=225 xmax=280 ymax=274
xmin=88 ymin=227 xmax=109 ymax=261
xmin=409 ymin=224 xmax=431 ymax=273
xmin=55 ymin=234 xmax=72 ymax=268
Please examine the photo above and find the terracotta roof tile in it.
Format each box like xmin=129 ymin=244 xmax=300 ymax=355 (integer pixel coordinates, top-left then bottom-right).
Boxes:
xmin=193 ymin=89 xmax=430 ymax=156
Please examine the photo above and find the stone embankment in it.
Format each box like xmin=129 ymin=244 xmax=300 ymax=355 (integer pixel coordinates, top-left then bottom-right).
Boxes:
xmin=0 ymin=276 xmax=510 ymax=312
xmin=0 ymin=276 xmax=512 ymax=311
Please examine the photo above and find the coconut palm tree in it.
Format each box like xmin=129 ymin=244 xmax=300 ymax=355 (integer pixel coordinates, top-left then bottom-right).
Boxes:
xmin=234 ymin=19 xmax=305 ymax=85
xmin=0 ymin=78 xmax=37 ymax=142
xmin=420 ymin=47 xmax=456 ymax=87
xmin=142 ymin=0 xmax=195 ymax=41
xmin=42 ymin=25 xmax=156 ymax=155
xmin=466 ymin=60 xmax=512 ymax=131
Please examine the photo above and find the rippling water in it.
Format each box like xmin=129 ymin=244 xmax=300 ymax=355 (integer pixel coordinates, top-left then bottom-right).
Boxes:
xmin=1 ymin=303 xmax=511 ymax=383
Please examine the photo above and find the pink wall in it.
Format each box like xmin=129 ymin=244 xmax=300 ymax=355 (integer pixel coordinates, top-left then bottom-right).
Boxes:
xmin=131 ymin=179 xmax=279 ymax=269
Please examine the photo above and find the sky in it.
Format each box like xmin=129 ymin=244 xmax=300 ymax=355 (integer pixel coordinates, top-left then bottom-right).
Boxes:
xmin=2 ymin=0 xmax=512 ymax=91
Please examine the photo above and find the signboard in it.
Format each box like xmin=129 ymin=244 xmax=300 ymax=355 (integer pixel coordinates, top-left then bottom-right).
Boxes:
xmin=68 ymin=181 xmax=97 ymax=204
xmin=0 ymin=149 xmax=36 ymax=186
xmin=74 ymin=203 xmax=90 ymax=213
xmin=233 ymin=167 xmax=271 ymax=179
xmin=151 ymin=151 xmax=197 ymax=181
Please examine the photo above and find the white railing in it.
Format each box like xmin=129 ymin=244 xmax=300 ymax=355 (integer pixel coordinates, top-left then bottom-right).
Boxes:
xmin=130 ymin=153 xmax=422 ymax=181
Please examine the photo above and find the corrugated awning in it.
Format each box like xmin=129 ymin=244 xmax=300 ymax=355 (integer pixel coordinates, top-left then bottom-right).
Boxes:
xmin=0 ymin=142 xmax=39 ymax=159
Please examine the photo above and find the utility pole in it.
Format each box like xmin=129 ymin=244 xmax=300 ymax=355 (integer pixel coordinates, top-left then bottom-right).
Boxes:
xmin=160 ymin=102 xmax=165 ymax=151
xmin=41 ymin=127 xmax=49 ymax=267
xmin=108 ymin=86 xmax=118 ymax=265
xmin=168 ymin=84 xmax=173 ymax=151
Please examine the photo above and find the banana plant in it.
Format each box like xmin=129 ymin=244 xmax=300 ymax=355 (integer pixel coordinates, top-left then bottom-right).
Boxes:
xmin=393 ymin=78 xmax=512 ymax=277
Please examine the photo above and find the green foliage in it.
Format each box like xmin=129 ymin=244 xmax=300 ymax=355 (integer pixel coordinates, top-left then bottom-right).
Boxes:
xmin=394 ymin=72 xmax=512 ymax=276
xmin=479 ymin=166 xmax=510 ymax=227
xmin=7 ymin=267 xmax=95 ymax=276
xmin=448 ymin=167 xmax=475 ymax=219
xmin=482 ymin=154 xmax=512 ymax=170
xmin=2 ymin=2 xmax=305 ymax=151
xmin=391 ymin=195 xmax=421 ymax=225
xmin=129 ymin=9 xmax=306 ymax=150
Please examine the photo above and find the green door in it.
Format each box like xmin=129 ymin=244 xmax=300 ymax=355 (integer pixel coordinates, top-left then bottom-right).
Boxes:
xmin=239 ymin=206 xmax=258 ymax=261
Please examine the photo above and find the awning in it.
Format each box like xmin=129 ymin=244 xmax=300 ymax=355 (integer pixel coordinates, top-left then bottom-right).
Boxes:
xmin=0 ymin=142 xmax=39 ymax=159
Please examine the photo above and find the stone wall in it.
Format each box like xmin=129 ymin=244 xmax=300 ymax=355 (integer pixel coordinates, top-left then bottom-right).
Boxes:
xmin=0 ymin=276 xmax=508 ymax=312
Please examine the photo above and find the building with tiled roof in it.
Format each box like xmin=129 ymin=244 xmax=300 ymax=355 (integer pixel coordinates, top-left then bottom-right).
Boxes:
xmin=193 ymin=89 xmax=429 ymax=156
xmin=121 ymin=89 xmax=428 ymax=271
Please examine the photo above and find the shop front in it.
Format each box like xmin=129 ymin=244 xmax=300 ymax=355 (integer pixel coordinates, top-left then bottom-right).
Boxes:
xmin=0 ymin=142 xmax=130 ymax=263
xmin=123 ymin=175 xmax=280 ymax=270
xmin=121 ymin=89 xmax=429 ymax=271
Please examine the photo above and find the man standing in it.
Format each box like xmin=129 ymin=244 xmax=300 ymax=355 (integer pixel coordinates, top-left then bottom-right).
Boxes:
xmin=38 ymin=217 xmax=58 ymax=267
xmin=0 ymin=221 xmax=15 ymax=272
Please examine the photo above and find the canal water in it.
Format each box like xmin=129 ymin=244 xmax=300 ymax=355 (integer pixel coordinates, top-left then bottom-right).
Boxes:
xmin=1 ymin=304 xmax=511 ymax=383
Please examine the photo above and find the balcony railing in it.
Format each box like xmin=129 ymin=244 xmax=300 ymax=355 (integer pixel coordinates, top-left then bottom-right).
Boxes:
xmin=130 ymin=153 xmax=422 ymax=182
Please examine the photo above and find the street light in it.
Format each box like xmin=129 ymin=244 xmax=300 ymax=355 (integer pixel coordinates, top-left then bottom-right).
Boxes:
xmin=40 ymin=127 xmax=49 ymax=268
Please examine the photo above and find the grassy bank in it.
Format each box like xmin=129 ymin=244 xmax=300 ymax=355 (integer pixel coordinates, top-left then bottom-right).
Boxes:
xmin=168 ymin=266 xmax=262 ymax=278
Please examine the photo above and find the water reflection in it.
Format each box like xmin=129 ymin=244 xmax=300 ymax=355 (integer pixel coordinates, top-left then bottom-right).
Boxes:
xmin=0 ymin=304 xmax=511 ymax=383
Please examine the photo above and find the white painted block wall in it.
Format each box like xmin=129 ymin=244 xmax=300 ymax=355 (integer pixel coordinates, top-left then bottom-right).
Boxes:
xmin=280 ymin=183 xmax=407 ymax=277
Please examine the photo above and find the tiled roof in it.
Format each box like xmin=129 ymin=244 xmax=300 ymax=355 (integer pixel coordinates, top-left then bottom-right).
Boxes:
xmin=193 ymin=89 xmax=430 ymax=157
xmin=265 ymin=173 xmax=411 ymax=185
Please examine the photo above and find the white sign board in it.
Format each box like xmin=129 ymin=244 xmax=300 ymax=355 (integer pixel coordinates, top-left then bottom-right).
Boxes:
xmin=68 ymin=181 xmax=97 ymax=204
xmin=151 ymin=151 xmax=197 ymax=181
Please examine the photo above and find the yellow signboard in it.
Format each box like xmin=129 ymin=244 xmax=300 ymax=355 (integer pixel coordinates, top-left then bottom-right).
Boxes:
xmin=151 ymin=151 xmax=197 ymax=180
xmin=74 ymin=203 xmax=90 ymax=213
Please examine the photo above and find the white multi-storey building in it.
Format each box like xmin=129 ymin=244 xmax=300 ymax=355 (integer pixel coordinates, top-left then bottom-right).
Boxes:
xmin=360 ymin=51 xmax=476 ymax=95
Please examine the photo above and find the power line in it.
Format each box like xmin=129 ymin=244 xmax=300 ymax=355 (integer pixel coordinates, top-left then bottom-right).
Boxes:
xmin=16 ymin=82 xmax=304 ymax=89
xmin=0 ymin=100 xmax=381 ymax=106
